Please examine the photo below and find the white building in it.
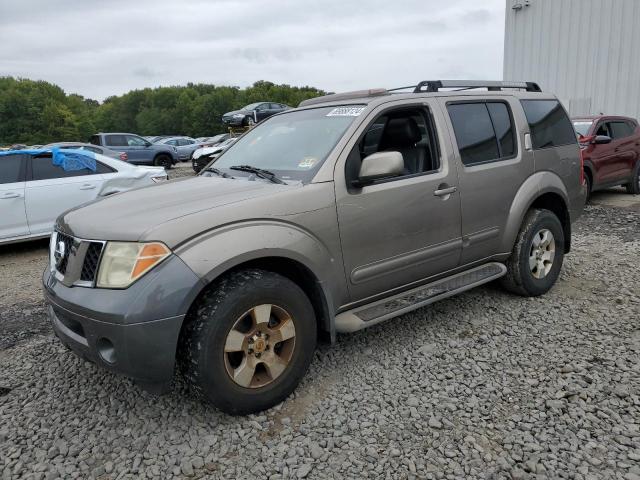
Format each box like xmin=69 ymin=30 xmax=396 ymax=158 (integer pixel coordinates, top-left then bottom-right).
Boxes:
xmin=503 ymin=0 xmax=640 ymax=119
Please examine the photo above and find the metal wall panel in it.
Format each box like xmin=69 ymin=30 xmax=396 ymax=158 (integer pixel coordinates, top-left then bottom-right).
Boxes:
xmin=504 ymin=0 xmax=640 ymax=118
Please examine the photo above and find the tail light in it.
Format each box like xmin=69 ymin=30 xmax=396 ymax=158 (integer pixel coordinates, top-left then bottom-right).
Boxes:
xmin=119 ymin=152 xmax=128 ymax=162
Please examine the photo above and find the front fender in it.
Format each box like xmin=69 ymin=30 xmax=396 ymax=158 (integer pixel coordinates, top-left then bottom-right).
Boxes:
xmin=500 ymin=171 xmax=570 ymax=253
xmin=174 ymin=219 xmax=341 ymax=335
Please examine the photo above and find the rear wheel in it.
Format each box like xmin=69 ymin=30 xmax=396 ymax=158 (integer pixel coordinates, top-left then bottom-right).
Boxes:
xmin=625 ymin=162 xmax=640 ymax=195
xmin=154 ymin=154 xmax=172 ymax=169
xmin=500 ymin=209 xmax=565 ymax=297
xmin=178 ymin=269 xmax=317 ymax=415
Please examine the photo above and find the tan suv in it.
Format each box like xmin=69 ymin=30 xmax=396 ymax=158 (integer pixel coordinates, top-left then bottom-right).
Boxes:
xmin=43 ymin=80 xmax=586 ymax=414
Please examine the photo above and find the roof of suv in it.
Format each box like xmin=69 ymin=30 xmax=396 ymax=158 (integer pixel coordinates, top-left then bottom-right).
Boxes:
xmin=298 ymin=80 xmax=555 ymax=109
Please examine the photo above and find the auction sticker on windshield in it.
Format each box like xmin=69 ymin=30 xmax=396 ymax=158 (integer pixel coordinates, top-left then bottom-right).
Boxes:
xmin=326 ymin=106 xmax=366 ymax=117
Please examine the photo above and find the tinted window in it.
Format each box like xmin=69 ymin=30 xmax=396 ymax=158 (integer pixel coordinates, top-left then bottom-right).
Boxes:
xmin=104 ymin=135 xmax=128 ymax=147
xmin=448 ymin=103 xmax=500 ymax=165
xmin=487 ymin=103 xmax=515 ymax=157
xmin=609 ymin=121 xmax=633 ymax=139
xmin=89 ymin=135 xmax=100 ymax=146
xmin=521 ymin=100 xmax=576 ymax=149
xmin=0 ymin=155 xmax=24 ymax=184
xmin=31 ymin=155 xmax=100 ymax=180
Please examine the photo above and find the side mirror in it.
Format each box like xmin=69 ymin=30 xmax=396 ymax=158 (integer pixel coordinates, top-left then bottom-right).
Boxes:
xmin=145 ymin=141 xmax=152 ymax=147
xmin=593 ymin=135 xmax=611 ymax=145
xmin=354 ymin=151 xmax=404 ymax=187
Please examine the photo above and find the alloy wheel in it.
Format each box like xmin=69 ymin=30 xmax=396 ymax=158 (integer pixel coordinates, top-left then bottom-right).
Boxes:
xmin=529 ymin=229 xmax=556 ymax=279
xmin=223 ymin=304 xmax=296 ymax=388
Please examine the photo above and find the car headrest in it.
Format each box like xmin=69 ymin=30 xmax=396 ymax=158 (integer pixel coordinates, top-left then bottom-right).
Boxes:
xmin=380 ymin=118 xmax=422 ymax=149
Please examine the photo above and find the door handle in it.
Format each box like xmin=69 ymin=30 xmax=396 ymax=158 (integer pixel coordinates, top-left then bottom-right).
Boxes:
xmin=434 ymin=186 xmax=458 ymax=197
xmin=79 ymin=184 xmax=96 ymax=190
xmin=1 ymin=192 xmax=21 ymax=199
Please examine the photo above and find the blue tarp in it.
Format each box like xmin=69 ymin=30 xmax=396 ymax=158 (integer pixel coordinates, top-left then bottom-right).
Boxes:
xmin=0 ymin=147 xmax=97 ymax=172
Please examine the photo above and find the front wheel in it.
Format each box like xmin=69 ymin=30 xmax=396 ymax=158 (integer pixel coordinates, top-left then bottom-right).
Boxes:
xmin=154 ymin=154 xmax=172 ymax=169
xmin=625 ymin=162 xmax=640 ymax=195
xmin=178 ymin=269 xmax=317 ymax=415
xmin=500 ymin=209 xmax=565 ymax=297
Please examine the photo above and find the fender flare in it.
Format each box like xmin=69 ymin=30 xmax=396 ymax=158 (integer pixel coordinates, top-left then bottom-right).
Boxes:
xmin=501 ymin=171 xmax=570 ymax=253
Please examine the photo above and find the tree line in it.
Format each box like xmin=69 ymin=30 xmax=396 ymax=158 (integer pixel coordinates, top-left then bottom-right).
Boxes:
xmin=0 ymin=77 xmax=326 ymax=146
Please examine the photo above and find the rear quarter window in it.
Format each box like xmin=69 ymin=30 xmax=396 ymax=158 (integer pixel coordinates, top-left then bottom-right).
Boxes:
xmin=521 ymin=100 xmax=576 ymax=149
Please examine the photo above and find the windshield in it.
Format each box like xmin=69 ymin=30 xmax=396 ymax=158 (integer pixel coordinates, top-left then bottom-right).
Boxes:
xmin=573 ymin=120 xmax=593 ymax=137
xmin=210 ymin=106 xmax=362 ymax=182
xmin=242 ymin=103 xmax=262 ymax=111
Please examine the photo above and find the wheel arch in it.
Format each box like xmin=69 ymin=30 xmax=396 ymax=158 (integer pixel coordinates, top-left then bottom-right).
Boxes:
xmin=503 ymin=172 xmax=572 ymax=254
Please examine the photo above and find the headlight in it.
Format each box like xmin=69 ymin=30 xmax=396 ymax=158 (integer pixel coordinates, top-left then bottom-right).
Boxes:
xmin=96 ymin=242 xmax=170 ymax=288
xmin=233 ymin=114 xmax=244 ymax=118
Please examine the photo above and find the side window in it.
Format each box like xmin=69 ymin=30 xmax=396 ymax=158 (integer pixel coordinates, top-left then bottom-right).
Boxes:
xmin=447 ymin=103 xmax=500 ymax=166
xmin=609 ymin=121 xmax=633 ymax=139
xmin=521 ymin=99 xmax=576 ymax=149
xmin=0 ymin=154 xmax=25 ymax=184
xmin=126 ymin=135 xmax=147 ymax=147
xmin=345 ymin=106 xmax=440 ymax=186
xmin=31 ymin=155 xmax=98 ymax=180
xmin=104 ymin=135 xmax=128 ymax=147
xmin=96 ymin=161 xmax=115 ymax=174
xmin=89 ymin=135 xmax=100 ymax=146
xmin=486 ymin=103 xmax=515 ymax=158
xmin=595 ymin=122 xmax=610 ymax=137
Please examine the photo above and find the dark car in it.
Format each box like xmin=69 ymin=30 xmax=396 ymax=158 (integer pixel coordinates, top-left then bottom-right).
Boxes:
xmin=221 ymin=102 xmax=289 ymax=127
xmin=90 ymin=133 xmax=179 ymax=168
xmin=573 ymin=115 xmax=640 ymax=198
xmin=43 ymin=142 xmax=129 ymax=162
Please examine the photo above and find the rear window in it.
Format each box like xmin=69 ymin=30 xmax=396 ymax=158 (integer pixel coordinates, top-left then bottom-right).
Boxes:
xmin=447 ymin=102 xmax=516 ymax=166
xmin=0 ymin=154 xmax=24 ymax=184
xmin=521 ymin=100 xmax=576 ymax=149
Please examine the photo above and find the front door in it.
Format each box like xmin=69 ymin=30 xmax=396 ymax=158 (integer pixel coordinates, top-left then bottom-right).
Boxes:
xmin=335 ymin=101 xmax=462 ymax=303
xmin=0 ymin=154 xmax=28 ymax=240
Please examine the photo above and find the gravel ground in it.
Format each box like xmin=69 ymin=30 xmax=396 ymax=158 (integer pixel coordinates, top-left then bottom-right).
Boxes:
xmin=1 ymin=189 xmax=639 ymax=480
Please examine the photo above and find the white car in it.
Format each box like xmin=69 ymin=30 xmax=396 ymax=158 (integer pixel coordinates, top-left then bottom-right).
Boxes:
xmin=0 ymin=149 xmax=167 ymax=245
xmin=191 ymin=137 xmax=239 ymax=173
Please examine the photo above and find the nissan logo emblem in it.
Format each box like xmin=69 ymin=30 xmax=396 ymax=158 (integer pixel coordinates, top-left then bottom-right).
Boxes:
xmin=54 ymin=240 xmax=66 ymax=268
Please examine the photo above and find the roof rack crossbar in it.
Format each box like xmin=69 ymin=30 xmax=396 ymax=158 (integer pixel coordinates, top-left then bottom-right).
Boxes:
xmin=412 ymin=80 xmax=542 ymax=93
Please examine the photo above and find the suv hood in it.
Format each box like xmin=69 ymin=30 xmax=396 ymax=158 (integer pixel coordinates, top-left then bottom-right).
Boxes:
xmin=58 ymin=176 xmax=299 ymax=242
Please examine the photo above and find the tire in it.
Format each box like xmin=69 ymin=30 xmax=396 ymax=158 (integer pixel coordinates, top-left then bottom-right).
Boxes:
xmin=243 ymin=116 xmax=256 ymax=127
xmin=500 ymin=209 xmax=565 ymax=297
xmin=154 ymin=154 xmax=172 ymax=169
xmin=625 ymin=162 xmax=640 ymax=195
xmin=584 ymin=171 xmax=592 ymax=203
xmin=178 ymin=269 xmax=317 ymax=415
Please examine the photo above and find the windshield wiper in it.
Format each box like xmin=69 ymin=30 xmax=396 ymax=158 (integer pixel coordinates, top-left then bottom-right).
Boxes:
xmin=202 ymin=167 xmax=233 ymax=178
xmin=229 ymin=165 xmax=284 ymax=184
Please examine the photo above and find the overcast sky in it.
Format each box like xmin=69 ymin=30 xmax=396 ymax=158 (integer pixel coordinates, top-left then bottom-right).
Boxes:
xmin=0 ymin=0 xmax=506 ymax=101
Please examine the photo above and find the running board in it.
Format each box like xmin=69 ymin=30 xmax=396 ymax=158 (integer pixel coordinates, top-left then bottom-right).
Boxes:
xmin=335 ymin=262 xmax=506 ymax=333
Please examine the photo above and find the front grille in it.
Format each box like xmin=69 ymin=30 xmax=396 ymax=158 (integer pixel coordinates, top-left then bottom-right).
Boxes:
xmin=56 ymin=232 xmax=74 ymax=275
xmin=80 ymin=242 xmax=103 ymax=282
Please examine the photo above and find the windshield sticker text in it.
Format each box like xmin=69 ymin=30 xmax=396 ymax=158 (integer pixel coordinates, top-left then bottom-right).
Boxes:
xmin=326 ymin=107 xmax=366 ymax=117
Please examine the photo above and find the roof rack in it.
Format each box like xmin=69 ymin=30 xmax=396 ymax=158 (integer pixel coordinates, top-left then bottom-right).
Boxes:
xmin=412 ymin=80 xmax=542 ymax=93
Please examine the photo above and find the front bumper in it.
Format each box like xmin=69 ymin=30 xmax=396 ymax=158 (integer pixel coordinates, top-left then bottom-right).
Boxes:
xmin=43 ymin=254 xmax=204 ymax=386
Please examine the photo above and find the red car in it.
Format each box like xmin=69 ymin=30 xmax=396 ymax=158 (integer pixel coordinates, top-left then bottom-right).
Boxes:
xmin=573 ymin=115 xmax=640 ymax=198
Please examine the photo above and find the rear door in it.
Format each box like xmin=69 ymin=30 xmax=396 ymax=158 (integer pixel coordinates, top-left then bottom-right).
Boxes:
xmin=442 ymin=96 xmax=532 ymax=264
xmin=25 ymin=154 xmax=106 ymax=235
xmin=104 ymin=134 xmax=134 ymax=160
xmin=590 ymin=120 xmax=618 ymax=183
xmin=0 ymin=154 xmax=29 ymax=240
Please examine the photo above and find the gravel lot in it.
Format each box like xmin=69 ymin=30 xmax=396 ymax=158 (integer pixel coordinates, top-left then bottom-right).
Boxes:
xmin=1 ymin=185 xmax=639 ymax=480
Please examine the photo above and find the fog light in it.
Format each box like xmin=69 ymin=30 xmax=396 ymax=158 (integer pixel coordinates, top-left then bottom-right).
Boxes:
xmin=96 ymin=338 xmax=116 ymax=364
